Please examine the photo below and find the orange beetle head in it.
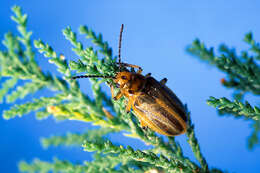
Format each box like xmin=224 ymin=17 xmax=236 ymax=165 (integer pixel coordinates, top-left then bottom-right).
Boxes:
xmin=114 ymin=71 xmax=145 ymax=95
xmin=114 ymin=71 xmax=132 ymax=88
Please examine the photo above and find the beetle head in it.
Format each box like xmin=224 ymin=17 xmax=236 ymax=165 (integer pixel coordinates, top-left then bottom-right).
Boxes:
xmin=114 ymin=71 xmax=132 ymax=88
xmin=114 ymin=71 xmax=145 ymax=95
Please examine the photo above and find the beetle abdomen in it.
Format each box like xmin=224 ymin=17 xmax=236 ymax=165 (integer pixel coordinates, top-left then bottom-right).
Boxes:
xmin=134 ymin=95 xmax=185 ymax=136
xmin=132 ymin=77 xmax=187 ymax=136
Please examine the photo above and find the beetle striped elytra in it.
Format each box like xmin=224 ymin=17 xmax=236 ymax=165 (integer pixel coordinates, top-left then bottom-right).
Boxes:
xmin=72 ymin=24 xmax=187 ymax=136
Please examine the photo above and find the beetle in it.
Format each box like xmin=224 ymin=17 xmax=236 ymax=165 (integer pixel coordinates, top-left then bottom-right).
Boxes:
xmin=72 ymin=24 xmax=187 ymax=136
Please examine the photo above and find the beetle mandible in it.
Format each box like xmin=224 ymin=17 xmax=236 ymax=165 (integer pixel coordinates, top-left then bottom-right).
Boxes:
xmin=72 ymin=24 xmax=187 ymax=136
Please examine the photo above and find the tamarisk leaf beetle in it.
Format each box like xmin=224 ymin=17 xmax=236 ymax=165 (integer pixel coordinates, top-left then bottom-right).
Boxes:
xmin=72 ymin=24 xmax=187 ymax=136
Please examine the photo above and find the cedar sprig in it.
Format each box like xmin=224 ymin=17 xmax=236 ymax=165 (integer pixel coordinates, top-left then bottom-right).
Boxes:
xmin=186 ymin=110 xmax=209 ymax=173
xmin=19 ymin=158 xmax=89 ymax=173
xmin=207 ymin=96 xmax=260 ymax=120
xmin=248 ymin=120 xmax=260 ymax=149
xmin=19 ymin=155 xmax=147 ymax=173
xmin=187 ymin=38 xmax=260 ymax=95
xmin=41 ymin=128 xmax=116 ymax=149
xmin=3 ymin=93 xmax=67 ymax=119
xmin=0 ymin=78 xmax=17 ymax=102
xmin=187 ymin=33 xmax=260 ymax=149
xmin=244 ymin=32 xmax=260 ymax=60
xmin=82 ymin=140 xmax=189 ymax=173
xmin=79 ymin=25 xmax=113 ymax=59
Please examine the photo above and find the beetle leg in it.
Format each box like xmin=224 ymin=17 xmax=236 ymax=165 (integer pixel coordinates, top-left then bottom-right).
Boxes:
xmin=114 ymin=91 xmax=123 ymax=100
xmin=142 ymin=126 xmax=148 ymax=131
xmin=110 ymin=84 xmax=115 ymax=98
xmin=145 ymin=73 xmax=151 ymax=78
xmin=102 ymin=107 xmax=114 ymax=119
xmin=125 ymin=97 xmax=133 ymax=113
xmin=140 ymin=120 xmax=148 ymax=130
xmin=110 ymin=85 xmax=123 ymax=100
xmin=160 ymin=78 xmax=168 ymax=85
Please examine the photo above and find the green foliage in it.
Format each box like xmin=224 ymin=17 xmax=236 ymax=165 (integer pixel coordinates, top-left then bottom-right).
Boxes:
xmin=3 ymin=94 xmax=66 ymax=119
xmin=19 ymin=155 xmax=147 ymax=173
xmin=0 ymin=78 xmax=17 ymax=102
xmin=187 ymin=38 xmax=260 ymax=95
xmin=187 ymin=33 xmax=260 ymax=149
xmin=186 ymin=111 xmax=209 ymax=173
xmin=207 ymin=97 xmax=260 ymax=120
xmin=244 ymin=32 xmax=260 ymax=60
xmin=83 ymin=140 xmax=186 ymax=172
xmin=41 ymin=128 xmax=116 ymax=148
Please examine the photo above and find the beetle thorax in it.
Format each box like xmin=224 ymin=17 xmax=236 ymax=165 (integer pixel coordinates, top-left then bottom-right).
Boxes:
xmin=114 ymin=71 xmax=146 ymax=95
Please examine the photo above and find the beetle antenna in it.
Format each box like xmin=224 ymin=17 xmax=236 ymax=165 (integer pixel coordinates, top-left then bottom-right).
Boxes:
xmin=71 ymin=75 xmax=115 ymax=80
xmin=118 ymin=24 xmax=124 ymax=72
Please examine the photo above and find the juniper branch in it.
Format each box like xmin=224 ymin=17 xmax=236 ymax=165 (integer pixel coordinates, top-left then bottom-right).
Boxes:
xmin=79 ymin=25 xmax=113 ymax=59
xmin=187 ymin=33 xmax=260 ymax=149
xmin=244 ymin=32 xmax=260 ymax=60
xmin=3 ymin=93 xmax=67 ymax=119
xmin=6 ymin=81 xmax=44 ymax=103
xmin=19 ymin=156 xmax=146 ymax=173
xmin=83 ymin=140 xmax=190 ymax=173
xmin=248 ymin=120 xmax=260 ymax=149
xmin=0 ymin=78 xmax=17 ymax=102
xmin=186 ymin=111 xmax=210 ymax=173
xmin=19 ymin=158 xmax=89 ymax=173
xmin=41 ymin=128 xmax=116 ymax=148
xmin=187 ymin=38 xmax=260 ymax=95
xmin=207 ymin=96 xmax=260 ymax=120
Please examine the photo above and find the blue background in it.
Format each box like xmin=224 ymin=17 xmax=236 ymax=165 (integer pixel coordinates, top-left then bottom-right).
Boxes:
xmin=0 ymin=0 xmax=260 ymax=172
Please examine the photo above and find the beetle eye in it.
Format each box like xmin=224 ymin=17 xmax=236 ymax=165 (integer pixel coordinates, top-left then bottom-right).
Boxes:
xmin=116 ymin=83 xmax=120 ymax=88
xmin=128 ymin=90 xmax=134 ymax=94
xmin=121 ymin=76 xmax=127 ymax=80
